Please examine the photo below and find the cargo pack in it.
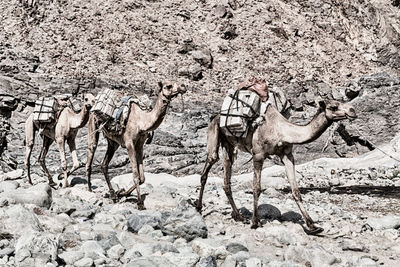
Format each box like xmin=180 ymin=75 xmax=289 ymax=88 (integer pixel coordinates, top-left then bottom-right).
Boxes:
xmin=33 ymin=97 xmax=59 ymax=123
xmin=220 ymin=89 xmax=261 ymax=137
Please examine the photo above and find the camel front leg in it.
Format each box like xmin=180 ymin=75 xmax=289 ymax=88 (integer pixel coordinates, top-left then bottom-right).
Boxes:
xmin=197 ymin=117 xmax=220 ymax=212
xmin=101 ymin=140 xmax=119 ymax=202
xmin=86 ymin=115 xmax=100 ymax=192
xmin=39 ymin=136 xmax=56 ymax=187
xmin=126 ymin=143 xmax=145 ymax=210
xmin=251 ymin=154 xmax=263 ymax=229
xmin=61 ymin=135 xmax=81 ymax=177
xmin=281 ymin=152 xmax=323 ymax=234
xmin=118 ymin=139 xmax=146 ymax=197
xmin=56 ymin=136 xmax=69 ymax=187
xmin=24 ymin=115 xmax=36 ymax=185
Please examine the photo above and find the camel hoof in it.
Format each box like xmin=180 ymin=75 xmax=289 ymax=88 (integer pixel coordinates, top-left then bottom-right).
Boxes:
xmin=306 ymin=226 xmax=324 ymax=235
xmin=194 ymin=200 xmax=202 ymax=213
xmin=117 ymin=189 xmax=127 ymax=197
xmin=232 ymin=213 xmax=245 ymax=222
xmin=251 ymin=221 xmax=262 ymax=229
xmin=138 ymin=203 xmax=146 ymax=210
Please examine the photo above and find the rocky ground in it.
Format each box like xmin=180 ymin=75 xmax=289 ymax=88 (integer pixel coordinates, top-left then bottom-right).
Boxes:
xmin=0 ymin=134 xmax=398 ymax=266
xmin=1 ymin=1 xmax=400 ymax=266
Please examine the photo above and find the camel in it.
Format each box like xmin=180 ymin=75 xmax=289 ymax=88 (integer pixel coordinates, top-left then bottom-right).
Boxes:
xmin=85 ymin=81 xmax=186 ymax=207
xmin=196 ymin=99 xmax=357 ymax=234
xmin=25 ymin=94 xmax=96 ymax=187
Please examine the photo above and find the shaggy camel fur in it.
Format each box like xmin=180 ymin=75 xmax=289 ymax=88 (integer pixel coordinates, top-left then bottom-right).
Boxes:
xmin=86 ymin=81 xmax=186 ymax=207
xmin=25 ymin=94 xmax=96 ymax=187
xmin=196 ymin=99 xmax=357 ymax=234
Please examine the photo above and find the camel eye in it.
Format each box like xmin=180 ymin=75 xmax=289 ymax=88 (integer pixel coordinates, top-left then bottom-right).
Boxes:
xmin=166 ymin=85 xmax=173 ymax=90
xmin=84 ymin=98 xmax=88 ymax=101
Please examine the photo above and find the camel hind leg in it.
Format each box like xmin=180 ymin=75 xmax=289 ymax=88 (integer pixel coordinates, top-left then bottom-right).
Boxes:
xmin=24 ymin=114 xmax=36 ymax=185
xmin=221 ymin=140 xmax=245 ymax=222
xmin=39 ymin=136 xmax=56 ymax=187
xmin=196 ymin=116 xmax=221 ymax=212
xmin=86 ymin=115 xmax=100 ymax=192
xmin=101 ymin=139 xmax=119 ymax=202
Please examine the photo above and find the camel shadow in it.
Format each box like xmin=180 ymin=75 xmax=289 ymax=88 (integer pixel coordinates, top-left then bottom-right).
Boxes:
xmin=235 ymin=204 xmax=304 ymax=226
xmin=280 ymin=185 xmax=400 ymax=199
xmin=70 ymin=177 xmax=88 ymax=186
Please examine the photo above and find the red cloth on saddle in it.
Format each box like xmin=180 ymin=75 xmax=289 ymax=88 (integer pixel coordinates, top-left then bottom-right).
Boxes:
xmin=237 ymin=77 xmax=269 ymax=102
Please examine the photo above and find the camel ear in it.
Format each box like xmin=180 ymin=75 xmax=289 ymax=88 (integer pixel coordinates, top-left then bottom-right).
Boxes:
xmin=318 ymin=100 xmax=326 ymax=109
xmin=158 ymin=81 xmax=163 ymax=90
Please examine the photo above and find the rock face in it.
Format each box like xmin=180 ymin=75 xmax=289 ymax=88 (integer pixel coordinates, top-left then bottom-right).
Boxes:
xmin=0 ymin=0 xmax=400 ymax=177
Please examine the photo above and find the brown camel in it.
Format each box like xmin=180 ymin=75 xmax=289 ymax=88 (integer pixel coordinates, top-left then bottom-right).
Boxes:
xmin=25 ymin=94 xmax=96 ymax=187
xmin=85 ymin=81 xmax=186 ymax=207
xmin=196 ymin=99 xmax=357 ymax=234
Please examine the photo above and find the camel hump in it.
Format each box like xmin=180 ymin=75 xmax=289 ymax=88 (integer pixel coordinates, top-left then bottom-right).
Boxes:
xmin=237 ymin=77 xmax=269 ymax=102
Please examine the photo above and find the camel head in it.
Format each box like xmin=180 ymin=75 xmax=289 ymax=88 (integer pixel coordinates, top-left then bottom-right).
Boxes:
xmin=319 ymin=99 xmax=357 ymax=121
xmin=158 ymin=81 xmax=187 ymax=100
xmin=82 ymin=93 xmax=96 ymax=110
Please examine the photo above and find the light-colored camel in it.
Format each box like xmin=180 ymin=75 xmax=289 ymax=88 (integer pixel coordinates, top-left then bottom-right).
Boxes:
xmin=85 ymin=81 xmax=186 ymax=207
xmin=25 ymin=94 xmax=96 ymax=187
xmin=196 ymin=99 xmax=357 ymax=234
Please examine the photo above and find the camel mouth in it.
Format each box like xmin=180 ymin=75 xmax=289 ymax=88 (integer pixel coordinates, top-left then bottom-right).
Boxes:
xmin=346 ymin=114 xmax=357 ymax=120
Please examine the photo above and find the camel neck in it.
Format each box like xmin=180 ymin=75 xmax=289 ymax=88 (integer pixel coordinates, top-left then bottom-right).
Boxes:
xmin=268 ymin=106 xmax=332 ymax=145
xmin=69 ymin=105 xmax=90 ymax=129
xmin=142 ymin=92 xmax=170 ymax=132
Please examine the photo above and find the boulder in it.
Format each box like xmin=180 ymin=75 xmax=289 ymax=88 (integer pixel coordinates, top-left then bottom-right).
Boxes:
xmin=195 ymin=256 xmax=217 ymax=267
xmin=366 ymin=215 xmax=400 ymax=230
xmin=127 ymin=210 xmax=162 ymax=233
xmin=161 ymin=200 xmax=207 ymax=241
xmin=2 ymin=183 xmax=52 ymax=208
xmin=15 ymin=231 xmax=59 ymax=266
xmin=58 ymin=250 xmax=85 ymax=265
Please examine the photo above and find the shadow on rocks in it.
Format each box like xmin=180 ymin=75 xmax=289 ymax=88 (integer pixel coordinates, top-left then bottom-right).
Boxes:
xmin=234 ymin=205 xmax=303 ymax=225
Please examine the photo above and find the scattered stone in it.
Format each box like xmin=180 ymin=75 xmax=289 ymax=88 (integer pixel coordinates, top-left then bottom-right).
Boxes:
xmin=107 ymin=244 xmax=125 ymax=260
xmin=214 ymin=5 xmax=227 ymax=18
xmin=226 ymin=242 xmax=249 ymax=254
xmin=74 ymin=257 xmax=94 ymax=267
xmin=196 ymin=256 xmax=217 ymax=267
xmin=58 ymin=250 xmax=85 ymax=265
xmin=366 ymin=215 xmax=400 ymax=230
xmin=3 ymin=169 xmax=23 ymax=180
xmin=0 ymin=247 xmax=14 ymax=257
xmin=15 ymin=231 xmax=59 ymax=266
xmin=0 ymin=180 xmax=19 ymax=192
xmin=340 ymin=240 xmax=369 ymax=252
xmin=161 ymin=200 xmax=208 ymax=241
xmin=127 ymin=210 xmax=162 ymax=233
xmin=191 ymin=49 xmax=213 ymax=68
xmin=192 ymin=239 xmax=228 ymax=260
xmin=284 ymin=245 xmax=337 ymax=266
xmin=163 ymin=252 xmax=200 ymax=267
xmin=2 ymin=183 xmax=52 ymax=208
xmin=245 ymin=257 xmax=262 ymax=267
xmin=178 ymin=64 xmax=203 ymax=81
xmin=221 ymin=255 xmax=237 ymax=267
xmin=81 ymin=240 xmax=106 ymax=260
